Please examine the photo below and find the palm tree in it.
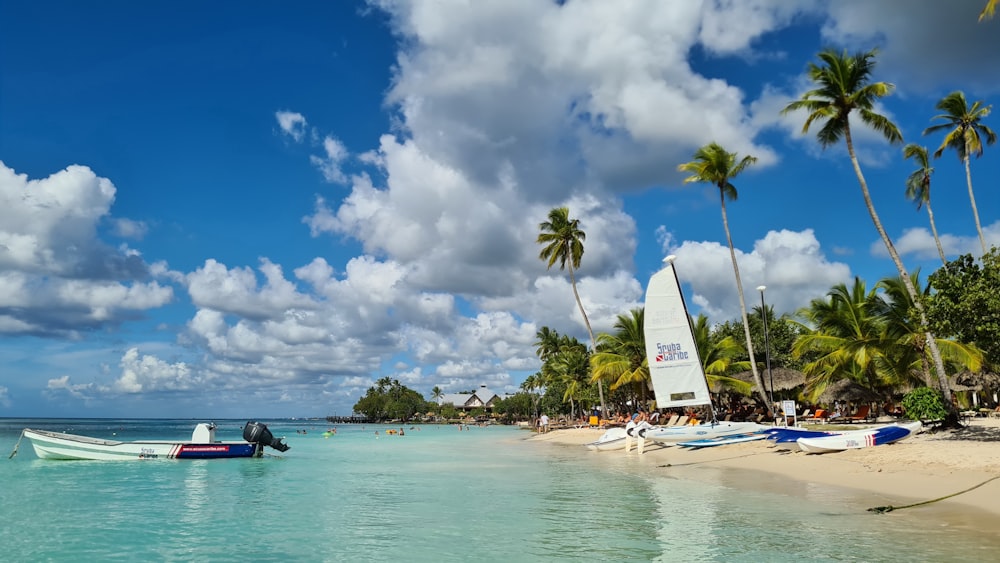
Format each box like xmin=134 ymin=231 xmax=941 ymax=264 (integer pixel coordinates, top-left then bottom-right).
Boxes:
xmin=981 ymin=0 xmax=996 ymax=20
xmin=923 ymin=91 xmax=997 ymax=255
xmin=792 ymin=279 xmax=892 ymax=401
xmin=591 ymin=308 xmax=648 ymax=409
xmin=677 ymin=142 xmax=768 ymax=406
xmin=903 ymin=144 xmax=947 ymax=265
xmin=874 ymin=273 xmax=983 ymax=387
xmin=534 ymin=326 xmax=561 ymax=362
xmin=691 ymin=314 xmax=752 ymax=396
xmin=537 ymin=206 xmax=607 ymax=416
xmin=782 ymin=48 xmax=955 ymax=421
xmin=430 ymin=386 xmax=443 ymax=402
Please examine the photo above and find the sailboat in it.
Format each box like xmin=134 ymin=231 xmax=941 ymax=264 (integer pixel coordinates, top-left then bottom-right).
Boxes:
xmin=640 ymin=256 xmax=764 ymax=446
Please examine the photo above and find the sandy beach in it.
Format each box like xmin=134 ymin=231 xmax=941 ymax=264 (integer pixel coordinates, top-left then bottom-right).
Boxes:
xmin=528 ymin=417 xmax=1000 ymax=531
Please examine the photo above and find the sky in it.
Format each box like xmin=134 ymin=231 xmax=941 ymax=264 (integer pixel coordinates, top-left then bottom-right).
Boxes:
xmin=1 ymin=0 xmax=999 ymax=419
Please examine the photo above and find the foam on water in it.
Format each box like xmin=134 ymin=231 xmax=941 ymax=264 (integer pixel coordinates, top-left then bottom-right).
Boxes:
xmin=2 ymin=419 xmax=997 ymax=562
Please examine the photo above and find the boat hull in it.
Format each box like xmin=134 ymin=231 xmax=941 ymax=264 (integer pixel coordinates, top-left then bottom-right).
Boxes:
xmin=643 ymin=422 xmax=764 ymax=444
xmin=677 ymin=433 xmax=766 ymax=448
xmin=23 ymin=428 xmax=263 ymax=460
xmin=585 ymin=427 xmax=629 ymax=451
xmin=795 ymin=422 xmax=921 ymax=454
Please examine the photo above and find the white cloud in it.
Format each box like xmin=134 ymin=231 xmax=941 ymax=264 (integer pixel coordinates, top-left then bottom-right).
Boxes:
xmin=110 ymin=347 xmax=199 ymax=393
xmin=666 ymin=228 xmax=851 ymax=320
xmin=0 ymin=162 xmax=172 ymax=335
xmin=275 ymin=110 xmax=308 ymax=142
xmin=309 ymin=135 xmax=351 ymax=184
xmin=111 ymin=218 xmax=149 ymax=240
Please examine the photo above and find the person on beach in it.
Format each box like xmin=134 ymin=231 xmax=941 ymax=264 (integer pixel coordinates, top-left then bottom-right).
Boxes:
xmin=539 ymin=413 xmax=550 ymax=433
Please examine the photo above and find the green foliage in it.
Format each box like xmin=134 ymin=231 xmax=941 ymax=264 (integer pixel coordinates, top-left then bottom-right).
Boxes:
xmin=353 ymin=377 xmax=429 ymax=422
xmin=713 ymin=311 xmax=804 ymax=371
xmin=901 ymin=387 xmax=948 ymax=421
xmin=927 ymin=248 xmax=1000 ymax=367
xmin=493 ymin=392 xmax=535 ymax=421
xmin=439 ymin=404 xmax=458 ymax=420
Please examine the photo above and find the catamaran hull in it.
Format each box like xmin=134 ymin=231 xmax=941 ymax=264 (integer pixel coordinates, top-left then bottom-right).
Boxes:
xmin=643 ymin=422 xmax=764 ymax=444
xmin=585 ymin=427 xmax=629 ymax=451
xmin=23 ymin=428 xmax=264 ymax=460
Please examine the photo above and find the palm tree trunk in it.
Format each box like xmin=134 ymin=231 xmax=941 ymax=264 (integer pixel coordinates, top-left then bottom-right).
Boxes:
xmin=568 ymin=263 xmax=607 ymax=416
xmin=963 ymin=151 xmax=989 ymax=254
xmin=719 ymin=192 xmax=768 ymax=407
xmin=926 ymin=201 xmax=947 ymax=265
xmin=844 ymin=126 xmax=957 ymax=420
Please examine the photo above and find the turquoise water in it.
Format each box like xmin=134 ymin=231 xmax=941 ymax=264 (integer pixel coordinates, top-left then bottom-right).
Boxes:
xmin=2 ymin=419 xmax=997 ymax=562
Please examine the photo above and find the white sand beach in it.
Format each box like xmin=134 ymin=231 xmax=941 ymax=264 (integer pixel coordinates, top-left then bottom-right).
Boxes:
xmin=528 ymin=417 xmax=1000 ymax=531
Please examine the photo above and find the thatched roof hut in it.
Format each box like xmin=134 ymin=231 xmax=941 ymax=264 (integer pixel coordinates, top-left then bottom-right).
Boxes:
xmin=816 ymin=379 xmax=881 ymax=404
xmin=954 ymin=370 xmax=1000 ymax=390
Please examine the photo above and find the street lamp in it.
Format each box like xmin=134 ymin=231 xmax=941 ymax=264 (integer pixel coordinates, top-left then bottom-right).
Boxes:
xmin=756 ymin=285 xmax=774 ymax=410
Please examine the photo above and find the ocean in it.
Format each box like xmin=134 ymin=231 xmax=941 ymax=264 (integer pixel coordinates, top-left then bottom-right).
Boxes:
xmin=2 ymin=418 xmax=997 ymax=562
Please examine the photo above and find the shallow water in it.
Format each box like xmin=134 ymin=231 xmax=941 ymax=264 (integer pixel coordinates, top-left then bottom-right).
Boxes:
xmin=2 ymin=419 xmax=997 ymax=562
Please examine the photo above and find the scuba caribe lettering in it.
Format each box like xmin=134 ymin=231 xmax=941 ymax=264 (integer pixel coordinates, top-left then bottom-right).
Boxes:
xmin=656 ymin=342 xmax=689 ymax=361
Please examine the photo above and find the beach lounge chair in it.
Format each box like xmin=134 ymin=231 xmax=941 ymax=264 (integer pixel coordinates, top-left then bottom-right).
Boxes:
xmin=664 ymin=414 xmax=679 ymax=426
xmin=803 ymin=409 xmax=828 ymax=423
xmin=845 ymin=405 xmax=872 ymax=423
xmin=673 ymin=415 xmax=689 ymax=426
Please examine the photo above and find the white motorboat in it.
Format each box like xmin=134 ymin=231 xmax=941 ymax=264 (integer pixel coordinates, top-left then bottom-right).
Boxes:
xmin=15 ymin=421 xmax=289 ymax=461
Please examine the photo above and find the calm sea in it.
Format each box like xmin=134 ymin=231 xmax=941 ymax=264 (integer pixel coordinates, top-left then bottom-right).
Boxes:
xmin=1 ymin=418 xmax=997 ymax=562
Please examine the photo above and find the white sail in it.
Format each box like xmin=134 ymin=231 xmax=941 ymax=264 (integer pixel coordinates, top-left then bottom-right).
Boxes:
xmin=643 ymin=258 xmax=712 ymax=409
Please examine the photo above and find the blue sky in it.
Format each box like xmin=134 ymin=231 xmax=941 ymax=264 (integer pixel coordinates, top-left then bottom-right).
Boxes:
xmin=1 ymin=0 xmax=999 ymax=419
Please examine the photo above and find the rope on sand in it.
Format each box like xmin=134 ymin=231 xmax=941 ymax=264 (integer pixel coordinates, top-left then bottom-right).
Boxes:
xmin=868 ymin=474 xmax=1000 ymax=514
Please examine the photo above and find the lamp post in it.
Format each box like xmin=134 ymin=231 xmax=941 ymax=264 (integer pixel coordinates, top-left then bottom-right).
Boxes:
xmin=756 ymin=285 xmax=774 ymax=409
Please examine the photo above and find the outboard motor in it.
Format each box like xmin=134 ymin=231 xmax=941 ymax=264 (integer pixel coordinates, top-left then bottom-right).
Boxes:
xmin=243 ymin=421 xmax=290 ymax=452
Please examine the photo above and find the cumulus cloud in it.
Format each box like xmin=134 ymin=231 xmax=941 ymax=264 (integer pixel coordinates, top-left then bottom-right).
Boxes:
xmin=0 ymin=162 xmax=172 ymax=336
xmin=664 ymin=229 xmax=851 ymax=320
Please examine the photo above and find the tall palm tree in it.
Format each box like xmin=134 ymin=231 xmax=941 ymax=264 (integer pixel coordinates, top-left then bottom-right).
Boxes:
xmin=677 ymin=142 xmax=768 ymax=406
xmin=923 ymin=91 xmax=997 ymax=254
xmin=903 ymin=144 xmax=947 ymax=265
xmin=782 ymin=48 xmax=955 ymax=421
xmin=430 ymin=386 xmax=443 ymax=402
xmin=537 ymin=206 xmax=607 ymax=415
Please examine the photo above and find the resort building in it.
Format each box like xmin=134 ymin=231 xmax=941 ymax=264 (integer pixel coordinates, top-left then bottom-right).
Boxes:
xmin=437 ymin=385 xmax=501 ymax=413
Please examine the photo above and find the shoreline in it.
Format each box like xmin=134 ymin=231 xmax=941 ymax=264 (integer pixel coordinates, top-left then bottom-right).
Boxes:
xmin=527 ymin=417 xmax=1000 ymax=532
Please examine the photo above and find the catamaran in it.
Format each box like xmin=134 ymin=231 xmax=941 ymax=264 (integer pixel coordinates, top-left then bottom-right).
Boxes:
xmin=640 ymin=256 xmax=763 ymax=446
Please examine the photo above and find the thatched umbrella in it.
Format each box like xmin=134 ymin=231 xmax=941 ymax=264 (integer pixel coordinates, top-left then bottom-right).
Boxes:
xmin=955 ymin=370 xmax=1000 ymax=390
xmin=816 ymin=379 xmax=881 ymax=405
xmin=729 ymin=368 xmax=807 ymax=393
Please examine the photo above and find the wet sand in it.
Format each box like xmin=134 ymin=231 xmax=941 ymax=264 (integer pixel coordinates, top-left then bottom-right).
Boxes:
xmin=527 ymin=417 xmax=1000 ymax=531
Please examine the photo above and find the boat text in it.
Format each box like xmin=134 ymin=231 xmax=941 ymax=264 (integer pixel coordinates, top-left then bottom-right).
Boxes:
xmin=655 ymin=342 xmax=689 ymax=362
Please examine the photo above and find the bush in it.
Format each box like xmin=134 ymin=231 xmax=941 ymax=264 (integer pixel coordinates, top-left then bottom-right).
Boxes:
xmin=901 ymin=387 xmax=948 ymax=421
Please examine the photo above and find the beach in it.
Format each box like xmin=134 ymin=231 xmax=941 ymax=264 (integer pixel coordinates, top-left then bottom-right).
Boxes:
xmin=529 ymin=417 xmax=1000 ymax=531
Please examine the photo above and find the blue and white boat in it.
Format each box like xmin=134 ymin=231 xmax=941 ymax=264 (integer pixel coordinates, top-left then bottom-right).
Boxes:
xmin=18 ymin=421 xmax=290 ymax=460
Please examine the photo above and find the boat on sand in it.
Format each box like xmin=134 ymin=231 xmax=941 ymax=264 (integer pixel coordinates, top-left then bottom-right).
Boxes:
xmin=795 ymin=421 xmax=921 ymax=454
xmin=16 ymin=421 xmax=290 ymax=460
xmin=585 ymin=427 xmax=629 ymax=451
